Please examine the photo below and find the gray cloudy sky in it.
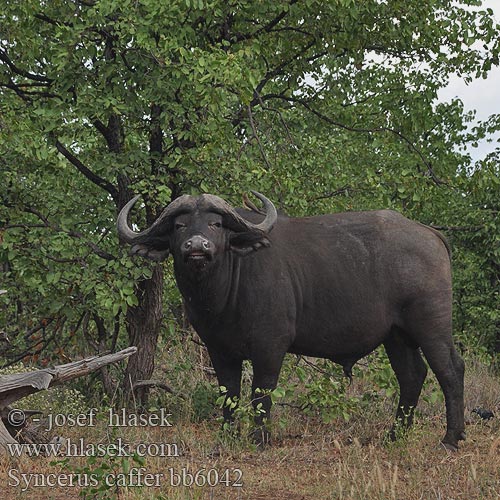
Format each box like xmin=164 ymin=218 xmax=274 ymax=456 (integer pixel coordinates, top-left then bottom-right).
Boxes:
xmin=438 ymin=0 xmax=500 ymax=160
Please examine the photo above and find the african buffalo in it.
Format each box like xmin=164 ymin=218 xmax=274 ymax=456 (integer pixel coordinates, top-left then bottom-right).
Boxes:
xmin=117 ymin=191 xmax=465 ymax=450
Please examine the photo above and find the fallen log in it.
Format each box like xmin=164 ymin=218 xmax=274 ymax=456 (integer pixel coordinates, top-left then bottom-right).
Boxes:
xmin=0 ymin=347 xmax=137 ymax=451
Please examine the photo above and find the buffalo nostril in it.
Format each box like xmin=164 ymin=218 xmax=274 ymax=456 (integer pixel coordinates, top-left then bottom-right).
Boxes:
xmin=184 ymin=240 xmax=192 ymax=249
xmin=202 ymin=240 xmax=210 ymax=250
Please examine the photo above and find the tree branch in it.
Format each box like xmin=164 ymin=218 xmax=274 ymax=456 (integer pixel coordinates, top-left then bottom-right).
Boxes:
xmin=149 ymin=103 xmax=163 ymax=177
xmin=232 ymin=0 xmax=300 ymax=43
xmin=0 ymin=81 xmax=32 ymax=102
xmin=309 ymin=186 xmax=353 ymax=201
xmin=54 ymin=140 xmax=119 ymax=202
xmin=266 ymin=94 xmax=446 ymax=186
xmin=430 ymin=225 xmax=484 ymax=232
xmin=90 ymin=115 xmax=124 ymax=154
xmin=0 ymin=49 xmax=53 ymax=83
xmin=247 ymin=104 xmax=271 ymax=170
xmin=34 ymin=12 xmax=73 ymax=28
xmin=17 ymin=205 xmax=116 ymax=261
xmin=68 ymin=231 xmax=116 ymax=261
xmin=254 ymin=39 xmax=320 ymax=97
xmin=133 ymin=380 xmax=176 ymax=395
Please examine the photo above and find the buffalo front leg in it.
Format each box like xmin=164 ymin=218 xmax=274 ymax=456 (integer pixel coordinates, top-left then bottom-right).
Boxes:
xmin=250 ymin=351 xmax=285 ymax=447
xmin=207 ymin=348 xmax=243 ymax=431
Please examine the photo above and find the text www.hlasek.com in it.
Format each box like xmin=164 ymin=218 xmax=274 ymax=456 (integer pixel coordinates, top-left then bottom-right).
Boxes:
xmin=7 ymin=438 xmax=179 ymax=458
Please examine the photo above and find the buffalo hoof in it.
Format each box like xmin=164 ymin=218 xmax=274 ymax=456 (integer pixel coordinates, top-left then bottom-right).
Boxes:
xmin=440 ymin=429 xmax=466 ymax=452
xmin=206 ymin=445 xmax=222 ymax=458
xmin=250 ymin=427 xmax=271 ymax=448
xmin=220 ymin=419 xmax=241 ymax=438
xmin=388 ymin=426 xmax=409 ymax=442
xmin=440 ymin=441 xmax=458 ymax=452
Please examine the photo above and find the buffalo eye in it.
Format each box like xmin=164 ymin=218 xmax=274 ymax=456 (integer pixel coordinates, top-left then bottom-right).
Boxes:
xmin=175 ymin=222 xmax=186 ymax=231
xmin=209 ymin=222 xmax=222 ymax=229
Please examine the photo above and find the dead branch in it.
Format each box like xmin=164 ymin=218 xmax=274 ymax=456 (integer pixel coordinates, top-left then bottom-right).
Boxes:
xmin=0 ymin=347 xmax=137 ymax=451
xmin=133 ymin=379 xmax=175 ymax=395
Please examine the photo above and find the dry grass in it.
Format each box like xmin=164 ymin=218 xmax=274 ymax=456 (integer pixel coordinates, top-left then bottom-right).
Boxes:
xmin=1 ymin=358 xmax=499 ymax=500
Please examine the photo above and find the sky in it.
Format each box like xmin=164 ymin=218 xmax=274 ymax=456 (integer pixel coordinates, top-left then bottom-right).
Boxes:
xmin=437 ymin=0 xmax=500 ymax=160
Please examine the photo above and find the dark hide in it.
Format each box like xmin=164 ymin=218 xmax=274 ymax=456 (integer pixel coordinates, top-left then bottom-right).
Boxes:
xmin=118 ymin=195 xmax=465 ymax=450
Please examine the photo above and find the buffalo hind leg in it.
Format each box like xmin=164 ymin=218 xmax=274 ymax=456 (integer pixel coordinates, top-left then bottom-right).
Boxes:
xmin=420 ymin=341 xmax=465 ymax=450
xmin=402 ymin=291 xmax=466 ymax=450
xmin=384 ymin=330 xmax=428 ymax=440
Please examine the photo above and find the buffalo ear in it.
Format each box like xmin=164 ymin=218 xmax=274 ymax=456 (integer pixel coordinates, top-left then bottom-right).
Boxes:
xmin=130 ymin=242 xmax=170 ymax=262
xmin=229 ymin=231 xmax=271 ymax=256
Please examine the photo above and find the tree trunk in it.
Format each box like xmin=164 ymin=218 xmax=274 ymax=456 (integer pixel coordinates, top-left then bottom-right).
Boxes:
xmin=122 ymin=264 xmax=164 ymax=409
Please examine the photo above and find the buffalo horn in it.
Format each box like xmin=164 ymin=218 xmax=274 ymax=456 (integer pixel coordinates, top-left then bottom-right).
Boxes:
xmin=117 ymin=191 xmax=277 ymax=243
xmin=246 ymin=190 xmax=277 ymax=233
xmin=204 ymin=191 xmax=277 ymax=234
xmin=116 ymin=195 xmax=142 ymax=243
xmin=117 ymin=194 xmax=194 ymax=243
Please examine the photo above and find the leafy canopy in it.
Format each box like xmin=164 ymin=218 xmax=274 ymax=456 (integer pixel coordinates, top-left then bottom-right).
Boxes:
xmin=0 ymin=0 xmax=499 ymax=372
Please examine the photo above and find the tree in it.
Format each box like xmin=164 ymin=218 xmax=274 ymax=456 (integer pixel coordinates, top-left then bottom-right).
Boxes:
xmin=1 ymin=0 xmax=499 ymax=406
